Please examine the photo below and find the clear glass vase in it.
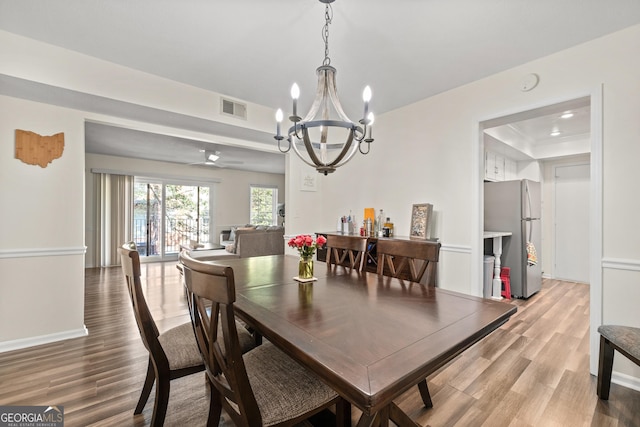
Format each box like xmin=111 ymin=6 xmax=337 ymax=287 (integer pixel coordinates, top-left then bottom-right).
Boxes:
xmin=298 ymin=255 xmax=314 ymax=279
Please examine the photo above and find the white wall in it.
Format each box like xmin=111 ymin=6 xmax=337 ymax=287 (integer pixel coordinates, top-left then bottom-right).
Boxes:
xmin=286 ymin=24 xmax=640 ymax=384
xmin=0 ymin=95 xmax=87 ymax=349
xmin=84 ymin=153 xmax=284 ymax=267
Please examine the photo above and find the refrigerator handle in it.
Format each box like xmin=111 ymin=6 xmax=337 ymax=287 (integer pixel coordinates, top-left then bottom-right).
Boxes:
xmin=525 ymin=181 xmax=532 ymax=240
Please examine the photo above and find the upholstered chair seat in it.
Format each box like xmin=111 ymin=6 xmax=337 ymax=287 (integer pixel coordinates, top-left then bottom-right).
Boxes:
xmin=157 ymin=323 xmax=204 ymax=370
xmin=158 ymin=321 xmax=256 ymax=371
xmin=244 ymin=342 xmax=339 ymax=426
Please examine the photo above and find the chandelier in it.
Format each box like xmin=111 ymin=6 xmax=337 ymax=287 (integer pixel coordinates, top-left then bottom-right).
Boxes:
xmin=274 ymin=0 xmax=374 ymax=175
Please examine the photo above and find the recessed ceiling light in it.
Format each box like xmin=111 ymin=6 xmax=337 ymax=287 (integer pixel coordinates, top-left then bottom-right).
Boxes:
xmin=560 ymin=111 xmax=574 ymax=119
xmin=550 ymin=130 xmax=561 ymax=137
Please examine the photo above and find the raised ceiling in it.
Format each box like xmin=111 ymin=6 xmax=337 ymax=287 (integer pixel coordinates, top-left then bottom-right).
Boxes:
xmin=1 ymin=1 xmax=639 ymax=172
xmin=484 ymin=97 xmax=592 ymax=161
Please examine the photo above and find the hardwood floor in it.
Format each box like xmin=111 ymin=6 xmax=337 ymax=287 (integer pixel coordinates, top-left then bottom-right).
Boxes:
xmin=1 ymin=262 xmax=638 ymax=426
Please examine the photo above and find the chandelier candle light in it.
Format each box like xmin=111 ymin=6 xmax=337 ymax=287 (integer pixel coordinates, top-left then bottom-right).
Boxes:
xmin=274 ymin=0 xmax=374 ymax=175
xmin=288 ymin=234 xmax=327 ymax=280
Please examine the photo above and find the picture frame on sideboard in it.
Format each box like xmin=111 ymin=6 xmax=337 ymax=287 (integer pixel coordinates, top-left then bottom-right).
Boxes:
xmin=410 ymin=203 xmax=433 ymax=240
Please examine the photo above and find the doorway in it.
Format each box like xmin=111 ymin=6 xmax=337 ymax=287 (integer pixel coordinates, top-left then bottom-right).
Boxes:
xmin=475 ymin=89 xmax=603 ymax=374
xmin=481 ymin=97 xmax=592 ymax=288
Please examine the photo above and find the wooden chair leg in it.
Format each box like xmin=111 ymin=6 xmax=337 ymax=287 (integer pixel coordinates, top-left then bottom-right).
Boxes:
xmin=207 ymin=378 xmax=223 ymax=427
xmin=597 ymin=335 xmax=615 ymax=400
xmin=335 ymin=398 xmax=352 ymax=427
xmin=418 ymin=379 xmax=433 ymax=408
xmin=245 ymin=326 xmax=263 ymax=346
xmin=135 ymin=359 xmax=155 ymax=414
xmin=150 ymin=375 xmax=170 ymax=427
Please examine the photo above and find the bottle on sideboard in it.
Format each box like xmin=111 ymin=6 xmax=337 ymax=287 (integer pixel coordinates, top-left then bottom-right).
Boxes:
xmin=383 ymin=217 xmax=394 ymax=237
xmin=376 ymin=209 xmax=384 ymax=236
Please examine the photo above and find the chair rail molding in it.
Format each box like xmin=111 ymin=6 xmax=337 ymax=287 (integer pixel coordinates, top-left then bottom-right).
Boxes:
xmin=0 ymin=246 xmax=87 ymax=259
xmin=601 ymin=257 xmax=640 ymax=272
xmin=440 ymin=244 xmax=472 ymax=254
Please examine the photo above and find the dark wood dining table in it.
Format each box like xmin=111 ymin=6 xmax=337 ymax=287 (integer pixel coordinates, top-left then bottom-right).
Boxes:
xmin=214 ymin=255 xmax=517 ymax=427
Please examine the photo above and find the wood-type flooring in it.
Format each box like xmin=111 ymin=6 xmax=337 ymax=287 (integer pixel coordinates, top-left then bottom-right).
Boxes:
xmin=0 ymin=262 xmax=638 ymax=426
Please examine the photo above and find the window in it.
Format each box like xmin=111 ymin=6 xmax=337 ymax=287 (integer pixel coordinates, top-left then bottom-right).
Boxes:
xmin=250 ymin=185 xmax=278 ymax=226
xmin=134 ymin=179 xmax=212 ymax=258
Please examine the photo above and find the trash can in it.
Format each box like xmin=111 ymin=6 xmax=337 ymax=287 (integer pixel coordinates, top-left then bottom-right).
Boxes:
xmin=483 ymin=256 xmax=495 ymax=299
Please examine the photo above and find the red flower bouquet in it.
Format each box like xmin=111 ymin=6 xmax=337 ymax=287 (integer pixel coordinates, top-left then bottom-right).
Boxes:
xmin=287 ymin=234 xmax=327 ymax=258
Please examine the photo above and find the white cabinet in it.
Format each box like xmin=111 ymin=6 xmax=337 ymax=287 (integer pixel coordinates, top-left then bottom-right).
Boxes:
xmin=504 ymin=158 xmax=517 ymax=180
xmin=485 ymin=151 xmax=518 ymax=181
xmin=485 ymin=151 xmax=505 ymax=181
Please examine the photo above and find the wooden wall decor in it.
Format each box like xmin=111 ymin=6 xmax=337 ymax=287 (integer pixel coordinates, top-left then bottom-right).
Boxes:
xmin=15 ymin=129 xmax=65 ymax=168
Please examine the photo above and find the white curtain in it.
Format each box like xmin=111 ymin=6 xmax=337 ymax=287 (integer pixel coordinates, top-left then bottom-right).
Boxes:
xmin=94 ymin=173 xmax=134 ymax=267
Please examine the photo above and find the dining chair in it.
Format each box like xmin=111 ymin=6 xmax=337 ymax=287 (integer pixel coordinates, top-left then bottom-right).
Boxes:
xmin=326 ymin=234 xmax=368 ymax=270
xmin=597 ymin=324 xmax=640 ymax=399
xmin=179 ymin=251 xmax=351 ymax=427
xmin=376 ymin=239 xmax=441 ymax=285
xmin=375 ymin=239 xmax=442 ymax=409
xmin=119 ymin=242 xmax=256 ymax=426
xmin=119 ymin=242 xmax=205 ymax=426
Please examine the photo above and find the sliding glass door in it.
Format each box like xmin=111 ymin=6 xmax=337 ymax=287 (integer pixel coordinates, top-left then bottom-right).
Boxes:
xmin=134 ymin=181 xmax=162 ymax=256
xmin=134 ymin=179 xmax=212 ymax=259
xmin=165 ymin=184 xmax=209 ymax=253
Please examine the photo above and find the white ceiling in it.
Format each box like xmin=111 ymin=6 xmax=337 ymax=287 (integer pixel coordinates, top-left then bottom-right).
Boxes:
xmin=484 ymin=97 xmax=592 ymax=161
xmin=1 ymin=0 xmax=638 ymax=172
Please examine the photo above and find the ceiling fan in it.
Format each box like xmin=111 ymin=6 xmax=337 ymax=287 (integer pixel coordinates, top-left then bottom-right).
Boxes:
xmin=187 ymin=149 xmax=243 ymax=168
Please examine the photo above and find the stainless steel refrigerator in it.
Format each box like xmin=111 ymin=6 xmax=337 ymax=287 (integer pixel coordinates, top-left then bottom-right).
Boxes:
xmin=484 ymin=179 xmax=542 ymax=298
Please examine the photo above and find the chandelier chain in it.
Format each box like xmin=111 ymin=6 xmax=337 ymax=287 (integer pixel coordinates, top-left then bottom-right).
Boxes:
xmin=322 ymin=4 xmax=333 ymax=66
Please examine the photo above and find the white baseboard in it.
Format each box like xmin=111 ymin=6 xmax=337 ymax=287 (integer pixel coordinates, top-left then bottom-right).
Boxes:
xmin=612 ymin=370 xmax=640 ymax=393
xmin=0 ymin=326 xmax=88 ymax=353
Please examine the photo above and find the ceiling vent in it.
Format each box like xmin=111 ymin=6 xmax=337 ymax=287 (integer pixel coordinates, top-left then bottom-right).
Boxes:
xmin=221 ymin=98 xmax=247 ymax=120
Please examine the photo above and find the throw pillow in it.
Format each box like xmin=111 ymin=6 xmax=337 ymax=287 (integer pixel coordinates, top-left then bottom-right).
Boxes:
xmin=229 ymin=225 xmax=256 ymax=242
xmin=229 ymin=226 xmax=238 ymax=241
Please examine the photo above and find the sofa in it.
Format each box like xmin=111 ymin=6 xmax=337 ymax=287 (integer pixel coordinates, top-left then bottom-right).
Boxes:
xmin=220 ymin=225 xmax=285 ymax=258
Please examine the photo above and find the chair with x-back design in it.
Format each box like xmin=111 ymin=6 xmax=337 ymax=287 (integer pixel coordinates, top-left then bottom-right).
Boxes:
xmin=375 ymin=238 xmax=441 ymax=409
xmin=119 ymin=242 xmax=205 ymax=426
xmin=120 ymin=242 xmax=256 ymax=426
xmin=179 ymin=251 xmax=351 ymax=427
xmin=326 ymin=234 xmax=368 ymax=271
xmin=376 ymin=239 xmax=441 ymax=285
